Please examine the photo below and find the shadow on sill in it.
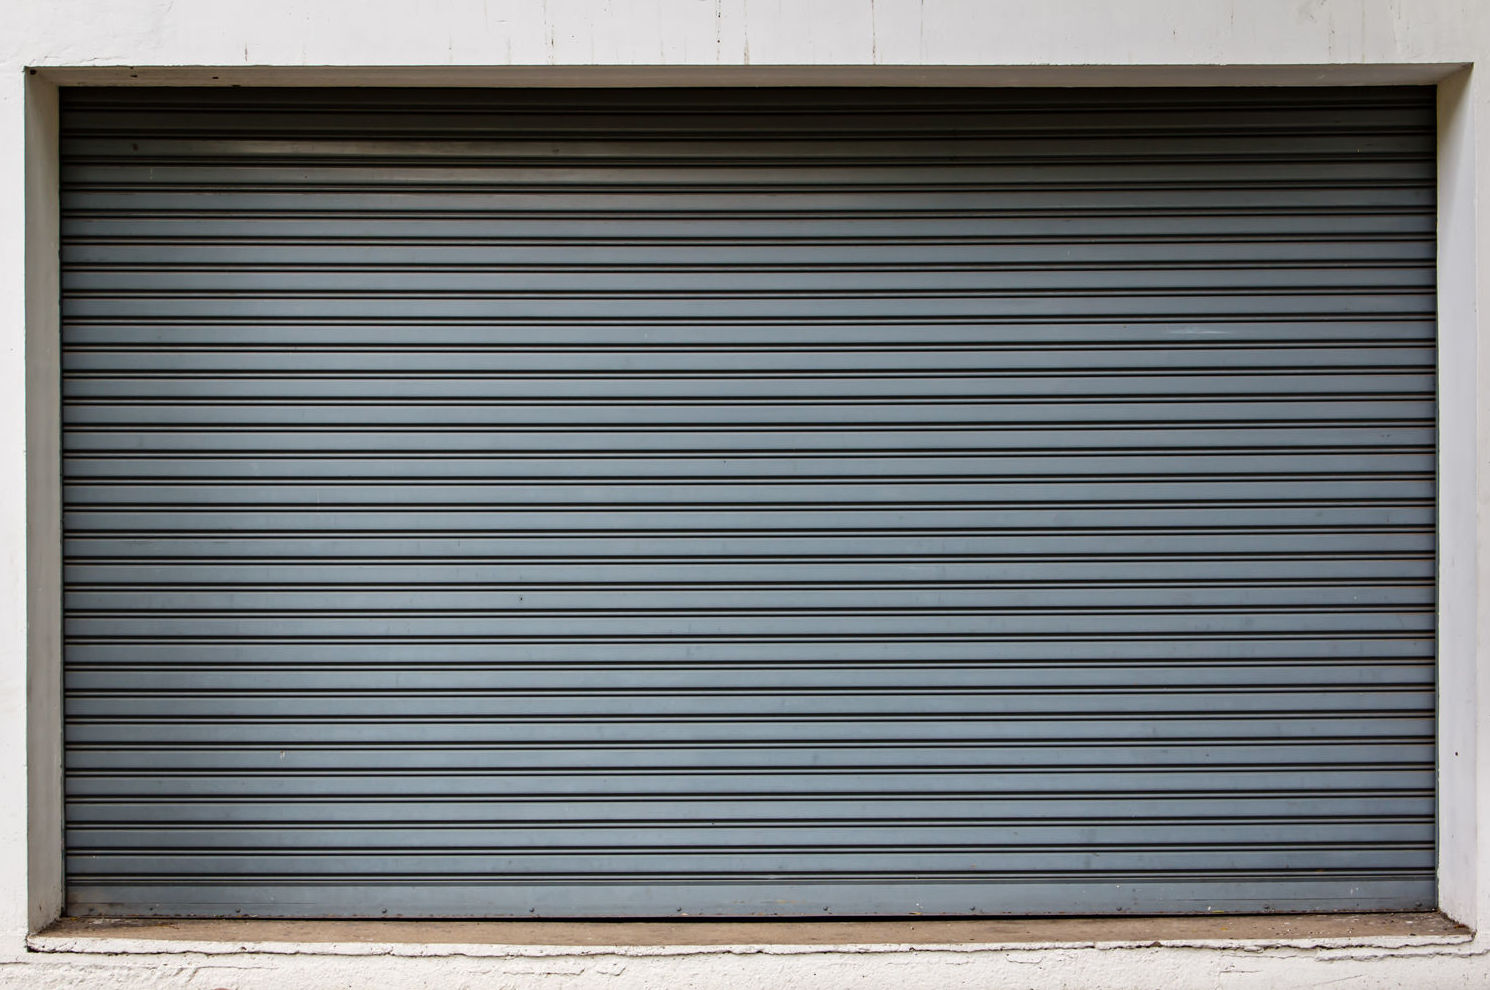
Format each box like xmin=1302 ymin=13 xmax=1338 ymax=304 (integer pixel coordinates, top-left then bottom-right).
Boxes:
xmin=31 ymin=912 xmax=1473 ymax=951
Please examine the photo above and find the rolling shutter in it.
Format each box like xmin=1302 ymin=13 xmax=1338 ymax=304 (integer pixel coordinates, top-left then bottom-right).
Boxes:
xmin=60 ymin=86 xmax=1437 ymax=918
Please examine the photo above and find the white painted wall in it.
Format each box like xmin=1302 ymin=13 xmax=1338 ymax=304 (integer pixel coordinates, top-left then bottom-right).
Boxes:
xmin=11 ymin=938 xmax=1490 ymax=990
xmin=4 ymin=1 xmax=1490 ymax=985
xmin=5 ymin=0 xmax=1485 ymax=71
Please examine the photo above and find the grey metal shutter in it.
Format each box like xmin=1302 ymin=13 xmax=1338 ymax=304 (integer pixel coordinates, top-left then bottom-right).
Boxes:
xmin=60 ymin=87 xmax=1437 ymax=918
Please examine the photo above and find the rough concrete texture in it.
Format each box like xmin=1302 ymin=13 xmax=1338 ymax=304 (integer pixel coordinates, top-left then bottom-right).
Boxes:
xmin=7 ymin=914 xmax=1478 ymax=989
xmin=6 ymin=944 xmax=1490 ymax=990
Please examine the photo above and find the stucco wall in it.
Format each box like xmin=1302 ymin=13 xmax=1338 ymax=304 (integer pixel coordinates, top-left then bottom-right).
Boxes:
xmin=7 ymin=939 xmax=1490 ymax=990
xmin=4 ymin=1 xmax=1490 ymax=986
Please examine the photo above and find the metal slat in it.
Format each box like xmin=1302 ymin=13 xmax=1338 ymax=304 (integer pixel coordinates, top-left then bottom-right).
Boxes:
xmin=60 ymin=454 xmax=1440 ymax=482
xmin=62 ymin=585 xmax=1437 ymax=611
xmin=64 ymin=768 xmax=1436 ymax=800
xmin=61 ymin=558 xmax=1439 ymax=584
xmin=65 ymin=848 xmax=1437 ymax=877
xmin=63 ymin=791 xmax=1438 ymax=822
xmin=62 ymin=717 xmax=1437 ymax=747
xmin=60 ymin=85 xmax=1437 ymax=919
xmin=60 ymin=879 xmax=1437 ymax=918
xmin=66 ymin=821 xmax=1437 ymax=849
xmin=59 ymin=325 xmax=1441 ymax=350
xmin=65 ymin=636 xmax=1434 ymax=665
xmin=59 ymin=347 xmax=1440 ymax=373
xmin=61 ymin=241 xmax=1440 ymax=269
xmin=58 ymin=507 xmax=1440 ymax=534
xmin=60 ymin=214 xmax=1440 ymax=244
xmin=63 ymin=739 xmax=1436 ymax=769
xmin=61 ymin=374 xmax=1437 ymax=403
xmin=62 ymin=295 xmax=1436 ymax=322
xmin=60 ymin=478 xmax=1442 ymax=504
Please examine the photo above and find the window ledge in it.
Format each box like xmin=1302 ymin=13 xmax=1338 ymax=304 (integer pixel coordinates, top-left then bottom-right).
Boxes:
xmin=28 ymin=914 xmax=1473 ymax=957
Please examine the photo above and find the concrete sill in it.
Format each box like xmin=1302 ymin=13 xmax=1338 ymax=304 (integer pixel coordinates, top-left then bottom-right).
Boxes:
xmin=29 ymin=913 xmax=1473 ymax=957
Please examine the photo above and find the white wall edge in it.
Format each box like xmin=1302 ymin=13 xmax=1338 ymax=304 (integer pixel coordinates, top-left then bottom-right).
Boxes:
xmin=1436 ymin=66 xmax=1480 ymax=931
xmin=22 ymin=70 xmax=62 ymax=943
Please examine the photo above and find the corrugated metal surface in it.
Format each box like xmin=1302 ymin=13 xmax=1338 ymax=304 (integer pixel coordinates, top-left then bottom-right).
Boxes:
xmin=59 ymin=87 xmax=1437 ymax=918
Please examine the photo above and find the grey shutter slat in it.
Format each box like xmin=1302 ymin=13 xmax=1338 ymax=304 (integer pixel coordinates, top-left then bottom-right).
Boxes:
xmin=60 ymin=85 xmax=1436 ymax=919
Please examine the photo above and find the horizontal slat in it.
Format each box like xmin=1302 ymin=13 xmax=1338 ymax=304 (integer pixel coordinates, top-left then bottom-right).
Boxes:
xmin=62 ymin=531 xmax=1439 ymax=558
xmin=62 ymin=605 xmax=1437 ymax=637
xmin=63 ymin=739 xmax=1434 ymax=770
xmin=60 ymin=455 xmax=1439 ymax=484
xmin=60 ymin=124 xmax=1434 ymax=160
xmin=61 ymin=877 xmax=1438 ymax=919
xmin=64 ymin=629 xmax=1436 ymax=661
xmin=65 ymin=820 xmax=1435 ymax=849
xmin=57 ymin=94 xmax=1436 ymax=131
xmin=61 ymin=103 xmax=1434 ymax=136
xmin=60 ymin=127 xmax=1435 ymax=160
xmin=58 ymin=325 xmax=1440 ymax=350
xmin=61 ymin=584 xmax=1436 ymax=611
xmin=64 ymin=557 xmax=1436 ymax=587
xmin=60 ymin=215 xmax=1440 ymax=243
xmin=61 ymin=238 xmax=1438 ymax=269
xmin=64 ymin=659 xmax=1435 ymax=685
xmin=62 ymin=716 xmax=1436 ymax=746
xmin=64 ymin=792 xmax=1438 ymax=824
xmin=58 ymin=183 xmax=1442 ymax=211
xmin=63 ymin=767 xmax=1436 ymax=799
xmin=62 ymin=294 xmax=1436 ymax=322
xmin=60 ymin=478 xmax=1439 ymax=505
xmin=65 ymin=847 xmax=1437 ymax=879
xmin=59 ymin=347 xmax=1439 ymax=375
xmin=58 ymin=149 xmax=1435 ymax=177
xmin=62 ymin=683 xmax=1434 ymax=720
xmin=58 ymin=508 xmax=1438 ymax=536
xmin=58 ymin=424 xmax=1439 ymax=453
xmin=61 ymin=373 xmax=1437 ymax=402
xmin=57 ymin=156 xmax=1436 ymax=184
